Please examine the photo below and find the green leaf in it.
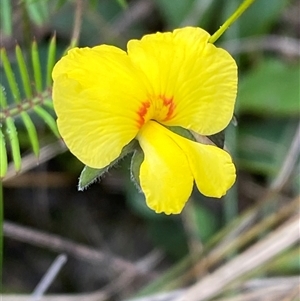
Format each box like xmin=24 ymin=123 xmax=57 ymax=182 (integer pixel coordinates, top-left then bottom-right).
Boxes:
xmin=153 ymin=0 xmax=195 ymax=27
xmin=239 ymin=0 xmax=289 ymax=37
xmin=192 ymin=203 xmax=220 ymax=242
xmin=33 ymin=106 xmax=60 ymax=137
xmin=0 ymin=84 xmax=8 ymax=108
xmin=31 ymin=40 xmax=43 ymax=93
xmin=237 ymin=59 xmax=300 ymax=117
xmin=5 ymin=117 xmax=21 ymax=172
xmin=25 ymin=0 xmax=49 ymax=26
xmin=1 ymin=48 xmax=21 ymax=103
xmin=147 ymin=219 xmax=188 ymax=260
xmin=46 ymin=34 xmax=57 ymax=87
xmin=0 ymin=0 xmax=12 ymax=36
xmin=116 ymin=0 xmax=128 ymax=9
xmin=20 ymin=112 xmax=39 ymax=157
xmin=0 ymin=129 xmax=8 ymax=178
xmin=237 ymin=118 xmax=298 ymax=176
xmin=78 ymin=140 xmax=137 ymax=190
xmin=16 ymin=44 xmax=33 ymax=99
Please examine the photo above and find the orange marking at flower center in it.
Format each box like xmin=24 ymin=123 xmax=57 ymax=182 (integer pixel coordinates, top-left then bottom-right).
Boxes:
xmin=137 ymin=101 xmax=151 ymax=127
xmin=161 ymin=95 xmax=175 ymax=121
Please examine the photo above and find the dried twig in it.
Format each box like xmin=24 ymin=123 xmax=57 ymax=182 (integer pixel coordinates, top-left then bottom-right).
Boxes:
xmin=3 ymin=221 xmax=150 ymax=278
xmin=173 ymin=213 xmax=300 ymax=301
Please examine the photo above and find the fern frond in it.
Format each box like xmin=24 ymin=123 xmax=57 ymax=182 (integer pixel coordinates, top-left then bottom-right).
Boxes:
xmin=0 ymin=36 xmax=59 ymax=178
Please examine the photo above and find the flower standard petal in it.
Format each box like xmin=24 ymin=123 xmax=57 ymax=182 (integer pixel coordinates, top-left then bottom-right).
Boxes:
xmin=127 ymin=27 xmax=237 ymax=135
xmin=52 ymin=46 xmax=151 ymax=168
xmin=137 ymin=121 xmax=194 ymax=215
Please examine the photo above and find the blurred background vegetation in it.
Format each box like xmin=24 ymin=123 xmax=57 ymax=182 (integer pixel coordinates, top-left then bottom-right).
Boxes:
xmin=1 ymin=0 xmax=299 ymax=300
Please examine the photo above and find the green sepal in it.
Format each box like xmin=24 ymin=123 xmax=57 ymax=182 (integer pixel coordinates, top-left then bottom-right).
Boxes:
xmin=0 ymin=129 xmax=8 ymax=178
xmin=208 ymin=131 xmax=225 ymax=149
xmin=130 ymin=146 xmax=144 ymax=191
xmin=166 ymin=125 xmax=196 ymax=141
xmin=167 ymin=124 xmax=225 ymax=149
xmin=78 ymin=140 xmax=137 ymax=191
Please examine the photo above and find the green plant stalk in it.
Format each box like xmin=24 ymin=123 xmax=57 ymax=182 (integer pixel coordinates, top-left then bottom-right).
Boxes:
xmin=1 ymin=48 xmax=21 ymax=103
xmin=0 ymin=90 xmax=52 ymax=121
xmin=15 ymin=45 xmax=40 ymax=157
xmin=31 ymin=40 xmax=43 ymax=93
xmin=209 ymin=0 xmax=257 ymax=43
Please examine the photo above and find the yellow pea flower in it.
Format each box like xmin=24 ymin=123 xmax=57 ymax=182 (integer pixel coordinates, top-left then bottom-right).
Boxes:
xmin=52 ymin=27 xmax=237 ymax=215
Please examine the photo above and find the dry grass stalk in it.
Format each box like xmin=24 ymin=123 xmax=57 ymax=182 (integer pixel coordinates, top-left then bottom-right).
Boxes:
xmin=173 ymin=213 xmax=300 ymax=301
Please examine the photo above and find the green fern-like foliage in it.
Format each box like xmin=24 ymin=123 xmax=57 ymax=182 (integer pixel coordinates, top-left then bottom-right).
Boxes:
xmin=0 ymin=36 xmax=59 ymax=178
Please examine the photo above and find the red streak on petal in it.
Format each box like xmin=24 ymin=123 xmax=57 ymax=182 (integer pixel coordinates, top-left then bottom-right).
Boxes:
xmin=137 ymin=101 xmax=151 ymax=127
xmin=161 ymin=95 xmax=175 ymax=121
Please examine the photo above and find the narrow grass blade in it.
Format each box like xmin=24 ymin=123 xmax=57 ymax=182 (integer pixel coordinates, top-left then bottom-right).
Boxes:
xmin=0 ymin=0 xmax=12 ymax=36
xmin=1 ymin=48 xmax=21 ymax=103
xmin=5 ymin=117 xmax=21 ymax=172
xmin=33 ymin=106 xmax=59 ymax=137
xmin=20 ymin=112 xmax=39 ymax=157
xmin=0 ymin=129 xmax=8 ymax=178
xmin=16 ymin=44 xmax=33 ymax=99
xmin=31 ymin=40 xmax=43 ymax=93
xmin=46 ymin=34 xmax=57 ymax=87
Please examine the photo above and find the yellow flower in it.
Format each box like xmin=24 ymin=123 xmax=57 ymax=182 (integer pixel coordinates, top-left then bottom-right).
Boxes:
xmin=52 ymin=27 xmax=237 ymax=215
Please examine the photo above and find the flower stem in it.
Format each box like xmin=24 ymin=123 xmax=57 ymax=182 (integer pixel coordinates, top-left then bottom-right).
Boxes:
xmin=209 ymin=0 xmax=257 ymax=44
